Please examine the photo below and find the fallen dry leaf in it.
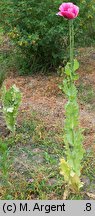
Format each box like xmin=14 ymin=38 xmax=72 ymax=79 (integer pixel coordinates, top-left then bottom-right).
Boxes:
xmin=86 ymin=192 xmax=95 ymax=200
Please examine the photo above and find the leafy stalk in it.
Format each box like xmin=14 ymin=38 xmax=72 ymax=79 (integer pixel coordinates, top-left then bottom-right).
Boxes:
xmin=59 ymin=20 xmax=85 ymax=193
xmin=2 ymin=84 xmax=21 ymax=135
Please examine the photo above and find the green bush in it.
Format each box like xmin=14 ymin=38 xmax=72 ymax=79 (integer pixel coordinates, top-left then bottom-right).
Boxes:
xmin=0 ymin=0 xmax=95 ymax=74
xmin=73 ymin=0 xmax=95 ymax=44
xmin=0 ymin=0 xmax=69 ymax=74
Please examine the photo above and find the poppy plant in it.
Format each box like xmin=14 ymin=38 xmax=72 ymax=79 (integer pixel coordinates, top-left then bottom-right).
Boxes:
xmin=57 ymin=3 xmax=85 ymax=196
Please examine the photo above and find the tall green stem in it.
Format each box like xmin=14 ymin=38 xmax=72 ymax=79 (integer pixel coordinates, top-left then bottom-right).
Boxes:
xmin=69 ymin=19 xmax=74 ymax=80
xmin=69 ymin=19 xmax=75 ymax=158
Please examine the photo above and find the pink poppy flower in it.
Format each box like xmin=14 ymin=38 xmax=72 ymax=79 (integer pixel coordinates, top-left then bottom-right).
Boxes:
xmin=57 ymin=2 xmax=79 ymax=19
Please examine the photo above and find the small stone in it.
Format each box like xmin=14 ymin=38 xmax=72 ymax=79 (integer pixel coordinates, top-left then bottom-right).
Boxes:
xmin=82 ymin=176 xmax=90 ymax=188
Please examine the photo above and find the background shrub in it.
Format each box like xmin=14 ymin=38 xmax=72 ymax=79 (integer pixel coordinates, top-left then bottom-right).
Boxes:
xmin=0 ymin=0 xmax=95 ymax=75
xmin=73 ymin=0 xmax=95 ymax=45
xmin=0 ymin=0 xmax=69 ymax=74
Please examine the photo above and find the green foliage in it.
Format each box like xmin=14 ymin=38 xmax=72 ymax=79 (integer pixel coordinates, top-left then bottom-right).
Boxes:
xmin=60 ymin=75 xmax=85 ymax=192
xmin=75 ymin=0 xmax=95 ymax=44
xmin=0 ymin=0 xmax=95 ymax=74
xmin=0 ymin=0 xmax=69 ymax=74
xmin=2 ymin=84 xmax=21 ymax=134
xmin=64 ymin=59 xmax=79 ymax=80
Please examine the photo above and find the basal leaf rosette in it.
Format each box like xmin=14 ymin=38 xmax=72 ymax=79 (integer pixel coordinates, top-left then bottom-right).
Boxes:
xmin=59 ymin=158 xmax=83 ymax=192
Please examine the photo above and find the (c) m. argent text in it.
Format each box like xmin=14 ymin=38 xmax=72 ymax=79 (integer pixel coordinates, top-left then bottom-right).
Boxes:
xmin=20 ymin=202 xmax=66 ymax=214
